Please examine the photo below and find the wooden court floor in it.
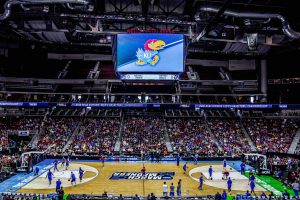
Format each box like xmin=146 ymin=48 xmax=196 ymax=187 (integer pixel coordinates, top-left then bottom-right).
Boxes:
xmin=18 ymin=162 xmax=268 ymax=196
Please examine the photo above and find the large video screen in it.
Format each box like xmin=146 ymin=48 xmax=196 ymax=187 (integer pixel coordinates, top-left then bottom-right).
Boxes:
xmin=116 ymin=34 xmax=184 ymax=73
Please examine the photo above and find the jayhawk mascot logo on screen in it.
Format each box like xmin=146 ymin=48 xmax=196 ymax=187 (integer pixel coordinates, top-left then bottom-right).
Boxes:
xmin=135 ymin=39 xmax=166 ymax=66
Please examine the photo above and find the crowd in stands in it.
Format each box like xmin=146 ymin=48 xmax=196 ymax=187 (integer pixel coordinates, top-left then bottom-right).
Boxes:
xmin=296 ymin=144 xmax=300 ymax=155
xmin=0 ymin=154 xmax=19 ymax=182
xmin=1 ymin=115 xmax=299 ymax=157
xmin=67 ymin=118 xmax=120 ymax=155
xmin=268 ymin=156 xmax=299 ymax=167
xmin=243 ymin=119 xmax=298 ymax=153
xmin=207 ymin=119 xmax=252 ymax=155
xmin=0 ymin=121 xmax=8 ymax=151
xmin=0 ymin=118 xmax=42 ymax=151
xmin=37 ymin=118 xmax=79 ymax=154
xmin=120 ymin=117 xmax=167 ymax=155
xmin=166 ymin=118 xmax=218 ymax=156
xmin=5 ymin=117 xmax=42 ymax=133
xmin=267 ymin=155 xmax=300 ymax=193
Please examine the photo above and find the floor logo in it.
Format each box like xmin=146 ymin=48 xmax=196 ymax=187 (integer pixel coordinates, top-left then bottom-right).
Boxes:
xmin=110 ymin=172 xmax=175 ymax=180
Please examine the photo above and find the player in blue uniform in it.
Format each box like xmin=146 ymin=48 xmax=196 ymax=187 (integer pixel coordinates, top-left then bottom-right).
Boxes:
xmin=227 ymin=177 xmax=232 ymax=194
xmin=56 ymin=179 xmax=62 ymax=192
xmin=79 ymin=167 xmax=84 ymax=182
xmin=223 ymin=159 xmax=227 ymax=169
xmin=222 ymin=190 xmax=227 ymax=200
xmin=250 ymin=179 xmax=255 ymax=194
xmin=183 ymin=162 xmax=188 ymax=175
xmin=70 ymin=171 xmax=76 ymax=186
xmin=198 ymin=174 xmax=204 ymax=190
xmin=208 ymin=166 xmax=213 ymax=180
xmin=45 ymin=169 xmax=54 ymax=185
xmin=169 ymin=183 xmax=175 ymax=197
xmin=240 ymin=162 xmax=245 ymax=174
xmin=250 ymin=173 xmax=255 ymax=181
xmin=53 ymin=159 xmax=59 ymax=172
xmin=34 ymin=166 xmax=40 ymax=176
xmin=65 ymin=158 xmax=70 ymax=170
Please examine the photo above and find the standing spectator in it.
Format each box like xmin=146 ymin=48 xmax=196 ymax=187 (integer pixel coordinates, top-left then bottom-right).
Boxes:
xmin=57 ymin=186 xmax=64 ymax=200
xmin=215 ymin=192 xmax=222 ymax=200
xmin=118 ymin=194 xmax=123 ymax=200
xmin=162 ymin=182 xmax=168 ymax=196
xmin=292 ymin=180 xmax=299 ymax=198
xmin=133 ymin=194 xmax=140 ymax=200
xmin=176 ymin=155 xmax=180 ymax=166
xmin=177 ymin=179 xmax=182 ymax=196
xmin=222 ymin=190 xmax=227 ymax=200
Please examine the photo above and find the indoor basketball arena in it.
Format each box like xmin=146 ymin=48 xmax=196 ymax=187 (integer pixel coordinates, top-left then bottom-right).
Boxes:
xmin=0 ymin=0 xmax=300 ymax=199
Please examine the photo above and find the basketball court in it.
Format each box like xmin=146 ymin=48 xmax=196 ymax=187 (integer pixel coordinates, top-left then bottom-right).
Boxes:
xmin=16 ymin=160 xmax=269 ymax=196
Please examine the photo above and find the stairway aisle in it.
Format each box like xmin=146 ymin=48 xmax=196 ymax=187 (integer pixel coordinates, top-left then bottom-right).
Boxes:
xmin=288 ymin=127 xmax=300 ymax=154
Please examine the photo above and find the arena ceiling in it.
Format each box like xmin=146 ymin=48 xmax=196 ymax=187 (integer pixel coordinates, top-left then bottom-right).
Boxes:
xmin=0 ymin=0 xmax=300 ymax=56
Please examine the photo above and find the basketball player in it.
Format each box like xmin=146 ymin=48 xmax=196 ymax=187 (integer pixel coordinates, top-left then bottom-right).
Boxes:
xmin=70 ymin=171 xmax=76 ymax=186
xmin=222 ymin=169 xmax=229 ymax=180
xmin=227 ymin=177 xmax=232 ymax=194
xmin=240 ymin=162 xmax=245 ymax=174
xmin=183 ymin=162 xmax=188 ymax=175
xmin=65 ymin=157 xmax=70 ymax=170
xmin=45 ymin=169 xmax=54 ymax=185
xmin=56 ymin=179 xmax=62 ymax=192
xmin=79 ymin=167 xmax=84 ymax=182
xmin=53 ymin=159 xmax=59 ymax=172
xmin=170 ymin=183 xmax=175 ymax=197
xmin=198 ymin=174 xmax=204 ymax=190
xmin=208 ymin=166 xmax=213 ymax=180
xmin=250 ymin=179 xmax=255 ymax=194
xmin=34 ymin=166 xmax=40 ymax=176
xmin=223 ymin=159 xmax=227 ymax=169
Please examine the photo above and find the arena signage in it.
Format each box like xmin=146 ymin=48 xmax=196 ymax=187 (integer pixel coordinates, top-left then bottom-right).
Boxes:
xmin=127 ymin=28 xmax=175 ymax=34
xmin=0 ymin=101 xmax=298 ymax=109
xmin=120 ymin=74 xmax=178 ymax=80
xmin=110 ymin=172 xmax=175 ymax=180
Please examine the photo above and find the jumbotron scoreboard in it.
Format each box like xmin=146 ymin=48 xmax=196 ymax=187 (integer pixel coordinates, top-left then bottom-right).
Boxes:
xmin=113 ymin=33 xmax=186 ymax=80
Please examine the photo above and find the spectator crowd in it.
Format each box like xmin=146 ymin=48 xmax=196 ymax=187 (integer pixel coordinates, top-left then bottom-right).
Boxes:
xmin=120 ymin=116 xmax=167 ymax=155
xmin=37 ymin=117 xmax=79 ymax=154
xmin=166 ymin=118 xmax=218 ymax=156
xmin=243 ymin=119 xmax=298 ymax=153
xmin=67 ymin=118 xmax=120 ymax=155
xmin=207 ymin=119 xmax=252 ymax=156
xmin=0 ymin=116 xmax=299 ymax=157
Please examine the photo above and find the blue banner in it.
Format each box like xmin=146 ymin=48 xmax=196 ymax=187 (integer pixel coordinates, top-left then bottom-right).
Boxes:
xmin=0 ymin=101 xmax=298 ymax=109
